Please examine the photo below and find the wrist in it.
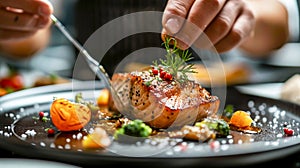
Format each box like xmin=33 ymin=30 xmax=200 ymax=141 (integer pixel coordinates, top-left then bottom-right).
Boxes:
xmin=0 ymin=28 xmax=51 ymax=59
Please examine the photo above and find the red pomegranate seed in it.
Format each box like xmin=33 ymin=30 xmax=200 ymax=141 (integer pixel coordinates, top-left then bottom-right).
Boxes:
xmin=39 ymin=111 xmax=44 ymax=118
xmin=152 ymin=69 xmax=159 ymax=75
xmin=283 ymin=127 xmax=294 ymax=136
xmin=47 ymin=128 xmax=55 ymax=135
xmin=160 ymin=71 xmax=166 ymax=78
xmin=164 ymin=73 xmax=173 ymax=81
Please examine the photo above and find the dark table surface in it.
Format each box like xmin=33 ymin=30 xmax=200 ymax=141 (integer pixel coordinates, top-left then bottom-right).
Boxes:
xmin=0 ymin=147 xmax=299 ymax=168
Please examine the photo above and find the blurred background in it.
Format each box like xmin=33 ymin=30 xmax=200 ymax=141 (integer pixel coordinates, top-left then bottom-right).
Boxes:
xmin=0 ymin=0 xmax=299 ymax=92
xmin=0 ymin=0 xmax=76 ymax=75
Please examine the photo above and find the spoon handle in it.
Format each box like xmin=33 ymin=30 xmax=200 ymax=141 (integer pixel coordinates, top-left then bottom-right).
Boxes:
xmin=50 ymin=14 xmax=127 ymax=113
xmin=50 ymin=15 xmax=111 ymax=86
xmin=50 ymin=15 xmax=97 ymax=66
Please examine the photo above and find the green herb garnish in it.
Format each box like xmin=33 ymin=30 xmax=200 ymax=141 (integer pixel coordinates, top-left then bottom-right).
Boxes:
xmin=153 ymin=37 xmax=196 ymax=83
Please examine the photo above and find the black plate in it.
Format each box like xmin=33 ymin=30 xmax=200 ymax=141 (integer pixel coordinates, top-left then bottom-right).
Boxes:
xmin=0 ymin=81 xmax=300 ymax=168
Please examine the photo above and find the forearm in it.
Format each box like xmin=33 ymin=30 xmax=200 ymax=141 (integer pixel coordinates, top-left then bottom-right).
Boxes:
xmin=0 ymin=28 xmax=51 ymax=60
xmin=240 ymin=0 xmax=289 ymax=57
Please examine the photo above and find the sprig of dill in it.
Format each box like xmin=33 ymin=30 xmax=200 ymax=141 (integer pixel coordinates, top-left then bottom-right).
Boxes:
xmin=153 ymin=37 xmax=196 ymax=83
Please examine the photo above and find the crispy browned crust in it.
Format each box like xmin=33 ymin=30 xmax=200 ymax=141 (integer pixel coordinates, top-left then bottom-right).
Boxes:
xmin=111 ymin=72 xmax=220 ymax=129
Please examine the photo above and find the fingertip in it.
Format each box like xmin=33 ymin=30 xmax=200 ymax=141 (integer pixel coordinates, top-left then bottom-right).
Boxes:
xmin=161 ymin=32 xmax=190 ymax=50
xmin=176 ymin=40 xmax=189 ymax=50
xmin=44 ymin=0 xmax=54 ymax=13
xmin=161 ymin=29 xmax=178 ymax=46
xmin=161 ymin=29 xmax=169 ymax=42
xmin=37 ymin=16 xmax=52 ymax=28
xmin=38 ymin=0 xmax=53 ymax=16
xmin=162 ymin=0 xmax=195 ymax=35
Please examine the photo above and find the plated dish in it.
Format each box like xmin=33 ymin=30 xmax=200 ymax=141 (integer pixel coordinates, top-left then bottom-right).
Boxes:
xmin=0 ymin=80 xmax=300 ymax=168
xmin=0 ymin=69 xmax=69 ymax=97
xmin=1 ymin=38 xmax=300 ymax=167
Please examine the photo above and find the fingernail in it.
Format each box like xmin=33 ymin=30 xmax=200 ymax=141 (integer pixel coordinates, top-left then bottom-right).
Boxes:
xmin=165 ymin=18 xmax=181 ymax=34
xmin=39 ymin=6 xmax=51 ymax=16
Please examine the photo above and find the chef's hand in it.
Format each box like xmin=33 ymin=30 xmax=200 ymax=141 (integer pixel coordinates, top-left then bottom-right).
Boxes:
xmin=0 ymin=0 xmax=53 ymax=41
xmin=162 ymin=0 xmax=255 ymax=53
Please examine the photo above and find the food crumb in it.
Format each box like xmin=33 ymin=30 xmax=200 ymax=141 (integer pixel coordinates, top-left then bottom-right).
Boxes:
xmin=21 ymin=134 xmax=27 ymax=139
xmin=25 ymin=129 xmax=36 ymax=137
xmin=40 ymin=142 xmax=46 ymax=147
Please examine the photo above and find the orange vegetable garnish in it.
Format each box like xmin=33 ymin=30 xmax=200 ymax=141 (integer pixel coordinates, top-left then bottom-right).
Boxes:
xmin=0 ymin=73 xmax=24 ymax=91
xmin=82 ymin=127 xmax=111 ymax=149
xmin=97 ymin=88 xmax=110 ymax=106
xmin=50 ymin=98 xmax=91 ymax=131
xmin=0 ymin=88 xmax=7 ymax=96
xmin=229 ymin=110 xmax=253 ymax=128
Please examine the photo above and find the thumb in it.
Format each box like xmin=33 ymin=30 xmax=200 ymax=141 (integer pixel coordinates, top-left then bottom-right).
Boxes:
xmin=162 ymin=0 xmax=195 ymax=35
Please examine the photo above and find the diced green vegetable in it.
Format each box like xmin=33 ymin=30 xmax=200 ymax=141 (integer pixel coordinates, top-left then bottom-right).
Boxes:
xmin=195 ymin=117 xmax=229 ymax=137
xmin=114 ymin=119 xmax=152 ymax=139
xmin=223 ymin=104 xmax=235 ymax=119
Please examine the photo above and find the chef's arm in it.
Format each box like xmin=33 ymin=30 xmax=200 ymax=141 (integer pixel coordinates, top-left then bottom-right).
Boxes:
xmin=239 ymin=0 xmax=289 ymax=58
xmin=0 ymin=28 xmax=51 ymax=59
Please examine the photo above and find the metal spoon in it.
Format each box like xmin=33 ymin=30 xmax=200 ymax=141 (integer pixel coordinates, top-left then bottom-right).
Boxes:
xmin=50 ymin=14 xmax=124 ymax=110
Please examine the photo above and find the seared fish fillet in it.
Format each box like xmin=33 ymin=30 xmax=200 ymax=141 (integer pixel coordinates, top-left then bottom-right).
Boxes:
xmin=111 ymin=71 xmax=220 ymax=129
